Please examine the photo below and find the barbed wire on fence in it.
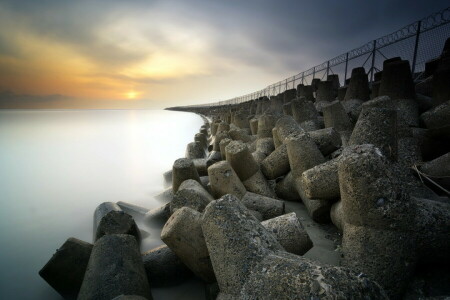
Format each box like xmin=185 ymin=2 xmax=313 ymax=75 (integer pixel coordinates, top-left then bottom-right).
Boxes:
xmin=186 ymin=6 xmax=450 ymax=108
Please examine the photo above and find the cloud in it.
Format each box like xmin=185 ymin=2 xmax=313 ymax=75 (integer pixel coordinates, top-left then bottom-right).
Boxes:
xmin=0 ymin=0 xmax=448 ymax=108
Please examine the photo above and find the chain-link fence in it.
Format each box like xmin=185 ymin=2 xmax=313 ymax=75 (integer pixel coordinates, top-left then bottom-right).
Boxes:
xmin=189 ymin=6 xmax=450 ymax=108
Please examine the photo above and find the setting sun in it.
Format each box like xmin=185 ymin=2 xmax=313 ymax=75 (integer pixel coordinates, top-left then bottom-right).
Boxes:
xmin=126 ymin=91 xmax=138 ymax=99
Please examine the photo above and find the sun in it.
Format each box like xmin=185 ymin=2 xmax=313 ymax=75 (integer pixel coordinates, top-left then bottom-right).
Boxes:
xmin=125 ymin=91 xmax=138 ymax=99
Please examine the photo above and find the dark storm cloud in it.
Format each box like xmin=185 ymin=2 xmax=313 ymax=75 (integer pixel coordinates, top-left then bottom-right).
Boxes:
xmin=1 ymin=0 xmax=448 ymax=73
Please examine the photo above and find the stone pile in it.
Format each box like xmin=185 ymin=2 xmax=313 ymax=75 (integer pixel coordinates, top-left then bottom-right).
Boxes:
xmin=40 ymin=40 xmax=450 ymax=299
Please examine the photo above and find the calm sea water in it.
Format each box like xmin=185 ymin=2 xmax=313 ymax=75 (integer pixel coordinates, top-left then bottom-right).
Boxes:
xmin=0 ymin=109 xmax=206 ymax=299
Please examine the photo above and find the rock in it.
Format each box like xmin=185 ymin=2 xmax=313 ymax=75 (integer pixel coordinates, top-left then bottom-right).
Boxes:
xmin=39 ymin=238 xmax=93 ymax=300
xmin=78 ymin=234 xmax=152 ymax=300
xmin=142 ymin=244 xmax=193 ymax=287
xmin=261 ymin=212 xmax=313 ymax=255
xmin=161 ymin=207 xmax=215 ymax=282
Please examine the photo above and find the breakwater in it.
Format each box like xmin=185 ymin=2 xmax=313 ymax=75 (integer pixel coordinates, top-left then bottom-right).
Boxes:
xmin=39 ymin=40 xmax=450 ymax=299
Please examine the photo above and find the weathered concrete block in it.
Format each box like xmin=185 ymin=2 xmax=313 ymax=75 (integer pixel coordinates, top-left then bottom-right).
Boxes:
xmin=315 ymin=80 xmax=335 ymax=101
xmin=261 ymin=212 xmax=313 ymax=255
xmin=282 ymin=102 xmax=292 ymax=116
xmin=341 ymin=98 xmax=364 ymax=123
xmin=301 ymin=157 xmax=341 ymax=200
xmin=161 ymin=207 xmax=215 ymax=282
xmin=78 ymin=234 xmax=152 ymax=300
xmin=249 ymin=118 xmax=258 ymax=135
xmin=291 ymin=98 xmax=320 ymax=125
xmin=241 ymin=192 xmax=285 ymax=220
xmin=349 ymin=107 xmax=398 ymax=161
xmin=111 ymin=296 xmax=148 ymax=300
xmin=93 ymin=202 xmax=122 ymax=233
xmin=308 ymin=127 xmax=342 ymax=156
xmin=420 ymin=100 xmax=450 ymax=129
xmin=207 ymin=161 xmax=247 ymax=199
xmin=414 ymin=197 xmax=450 ymax=265
xmin=228 ymin=128 xmax=253 ymax=143
xmin=271 ymin=128 xmax=282 ymax=148
xmin=185 ymin=141 xmax=205 ymax=159
xmin=339 ymin=144 xmax=415 ymax=229
xmin=260 ymin=144 xmax=290 ymax=179
xmin=344 ymin=67 xmax=370 ymax=101
xmin=275 ymin=171 xmax=300 ymax=201
xmin=295 ymin=183 xmax=332 ymax=223
xmin=330 ymin=200 xmax=344 ymax=232
xmin=163 ymin=170 xmax=172 ymax=187
xmin=323 ymin=100 xmax=353 ymax=132
xmin=201 ymin=195 xmax=284 ymax=296
xmin=378 ymin=59 xmax=415 ymax=100
xmin=192 ymin=158 xmax=208 ymax=177
xmin=256 ymin=137 xmax=274 ymax=156
xmin=142 ymin=245 xmax=193 ymax=287
xmin=241 ymin=252 xmax=388 ymax=299
xmin=225 ymin=141 xmax=259 ymax=182
xmin=257 ymin=115 xmax=276 ymax=138
xmin=39 ymin=238 xmax=93 ymax=300
xmin=213 ymin=131 xmax=230 ymax=151
xmin=397 ymin=137 xmax=422 ymax=167
xmin=153 ymin=187 xmax=173 ymax=203
xmin=297 ymin=84 xmax=314 ymax=101
xmin=206 ymin=150 xmax=222 ymax=168
xmin=219 ymin=138 xmax=232 ymax=160
xmin=286 ymin=133 xmax=326 ymax=178
xmin=170 ymin=179 xmax=214 ymax=214
xmin=233 ymin=112 xmax=250 ymax=129
xmin=275 ymin=115 xmax=303 ymax=144
xmin=95 ymin=211 xmax=140 ymax=243
xmin=172 ymin=158 xmax=201 ymax=193
xmin=143 ymin=203 xmax=171 ymax=226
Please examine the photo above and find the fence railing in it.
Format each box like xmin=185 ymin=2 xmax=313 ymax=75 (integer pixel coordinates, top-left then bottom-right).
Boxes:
xmin=188 ymin=6 xmax=450 ymax=108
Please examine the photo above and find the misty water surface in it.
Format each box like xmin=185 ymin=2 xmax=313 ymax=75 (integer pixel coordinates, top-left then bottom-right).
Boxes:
xmin=0 ymin=109 xmax=206 ymax=299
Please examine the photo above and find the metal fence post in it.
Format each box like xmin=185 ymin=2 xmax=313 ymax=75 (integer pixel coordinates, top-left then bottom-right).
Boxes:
xmin=285 ymin=79 xmax=288 ymax=91
xmin=312 ymin=67 xmax=316 ymax=79
xmin=344 ymin=52 xmax=349 ymax=84
xmin=326 ymin=61 xmax=330 ymax=78
xmin=370 ymin=40 xmax=377 ymax=82
xmin=301 ymin=72 xmax=304 ymax=84
xmin=412 ymin=20 xmax=422 ymax=75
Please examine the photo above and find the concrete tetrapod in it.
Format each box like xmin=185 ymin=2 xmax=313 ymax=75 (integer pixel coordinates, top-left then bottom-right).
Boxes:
xmin=39 ymin=238 xmax=93 ymax=300
xmin=142 ymin=245 xmax=193 ymax=287
xmin=202 ymin=195 xmax=388 ymax=299
xmin=261 ymin=212 xmax=312 ymax=255
xmin=260 ymin=144 xmax=290 ymax=179
xmin=338 ymin=144 xmax=417 ymax=299
xmin=207 ymin=160 xmax=247 ymax=199
xmin=78 ymin=234 xmax=152 ymax=300
xmin=349 ymin=107 xmax=398 ymax=161
xmin=241 ymin=191 xmax=285 ymax=220
xmin=185 ymin=141 xmax=205 ymax=159
xmin=95 ymin=210 xmax=141 ymax=243
xmin=344 ymin=67 xmax=370 ymax=101
xmin=170 ymin=179 xmax=214 ymax=214
xmin=257 ymin=114 xmax=276 ymax=138
xmin=225 ymin=140 xmax=276 ymax=198
xmin=172 ymin=158 xmax=201 ymax=193
xmin=161 ymin=207 xmax=215 ymax=283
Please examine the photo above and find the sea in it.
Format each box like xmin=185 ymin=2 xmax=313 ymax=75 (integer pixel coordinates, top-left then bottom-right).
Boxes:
xmin=0 ymin=109 xmax=207 ymax=299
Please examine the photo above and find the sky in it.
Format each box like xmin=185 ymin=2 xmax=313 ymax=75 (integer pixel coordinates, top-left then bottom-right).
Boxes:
xmin=0 ymin=0 xmax=448 ymax=109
